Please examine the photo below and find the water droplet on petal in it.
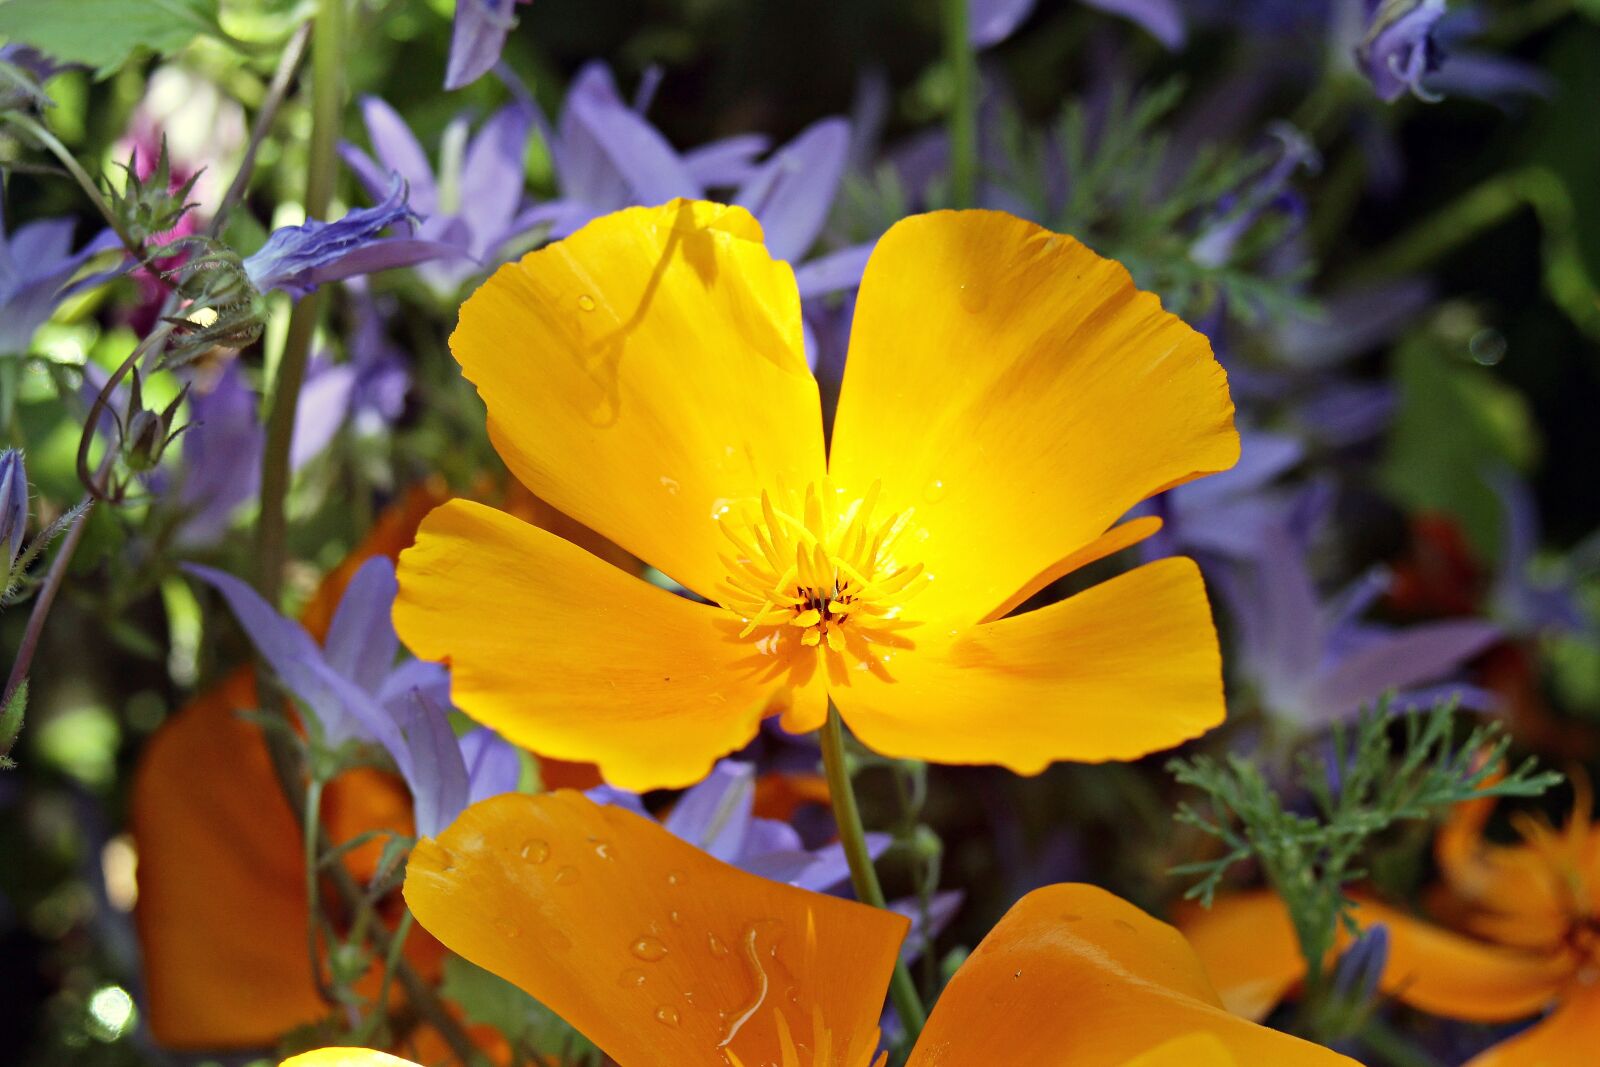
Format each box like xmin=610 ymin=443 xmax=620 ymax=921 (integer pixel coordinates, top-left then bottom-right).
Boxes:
xmin=495 ymin=919 xmax=519 ymax=940
xmin=554 ymin=866 xmax=580 ymax=886
xmin=923 ymin=478 xmax=947 ymax=503
xmin=654 ymin=1005 xmax=681 ymax=1027
xmin=592 ymin=839 xmax=614 ymax=860
xmin=707 ymin=933 xmax=730 ymax=958
xmin=577 ymin=294 xmax=596 ymax=311
xmin=668 ymin=909 xmax=682 ymax=925
xmin=631 ymin=936 xmax=669 ymax=962
xmin=519 ymin=839 xmax=550 ymax=864
xmin=660 ymin=476 xmax=681 ymax=495
xmin=666 ymin=870 xmax=684 ymax=888
xmin=618 ymin=969 xmax=647 ymax=989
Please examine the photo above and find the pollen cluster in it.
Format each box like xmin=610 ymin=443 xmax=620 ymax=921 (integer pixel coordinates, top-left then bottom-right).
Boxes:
xmin=716 ymin=482 xmax=927 ymax=657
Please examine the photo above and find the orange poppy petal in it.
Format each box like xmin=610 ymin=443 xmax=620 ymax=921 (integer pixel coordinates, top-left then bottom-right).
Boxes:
xmin=1463 ymin=979 xmax=1600 ymax=1067
xmin=1119 ymin=1033 xmax=1238 ymax=1067
xmin=1178 ymin=890 xmax=1305 ymax=1022
xmin=450 ymin=199 xmax=825 ymax=600
xmin=281 ymin=1051 xmax=420 ymax=1067
xmin=131 ymin=671 xmax=326 ymax=1048
xmin=829 ymin=210 xmax=1238 ymax=628
xmin=403 ymin=790 xmax=909 ymax=1067
xmin=1352 ymin=898 xmax=1570 ymax=1022
xmin=904 ymin=884 xmax=1355 ymax=1066
xmin=829 ymin=557 xmax=1224 ymax=771
xmin=395 ymin=499 xmax=821 ymax=790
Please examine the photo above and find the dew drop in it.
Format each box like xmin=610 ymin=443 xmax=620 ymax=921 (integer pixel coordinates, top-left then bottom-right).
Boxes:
xmin=554 ymin=866 xmax=580 ymax=886
xmin=668 ymin=909 xmax=683 ymax=925
xmin=923 ymin=478 xmax=947 ymax=503
xmin=577 ymin=294 xmax=597 ymax=312
xmin=519 ymin=839 xmax=550 ymax=864
xmin=654 ymin=1005 xmax=681 ymax=1027
xmin=495 ymin=919 xmax=519 ymax=940
xmin=592 ymin=839 xmax=614 ymax=860
xmin=665 ymin=870 xmax=685 ymax=888
xmin=707 ymin=933 xmax=730 ymax=958
xmin=630 ymin=936 xmax=669 ymax=962
xmin=660 ymin=476 xmax=681 ymax=496
xmin=956 ymin=282 xmax=989 ymax=314
xmin=618 ymin=968 xmax=647 ymax=989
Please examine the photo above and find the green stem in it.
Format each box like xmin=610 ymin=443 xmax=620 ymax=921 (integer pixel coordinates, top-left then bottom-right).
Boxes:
xmin=1346 ymin=167 xmax=1600 ymax=345
xmin=303 ymin=775 xmax=337 ymax=1004
xmin=942 ymin=0 xmax=977 ymax=209
xmin=1359 ymin=1016 xmax=1446 ymax=1067
xmin=255 ymin=0 xmax=345 ymax=600
xmin=819 ymin=706 xmax=928 ymax=1039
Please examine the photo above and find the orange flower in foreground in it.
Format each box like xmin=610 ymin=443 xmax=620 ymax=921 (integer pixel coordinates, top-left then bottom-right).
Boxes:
xmin=1183 ymin=782 xmax=1600 ymax=1066
xmin=284 ymin=790 xmax=1350 ymax=1066
xmin=395 ymin=199 xmax=1240 ymax=791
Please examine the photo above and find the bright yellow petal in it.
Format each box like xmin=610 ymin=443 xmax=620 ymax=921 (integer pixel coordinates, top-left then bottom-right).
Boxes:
xmin=395 ymin=498 xmax=821 ymax=790
xmin=828 ymin=557 xmax=1224 ymax=771
xmin=450 ymin=199 xmax=825 ymax=600
xmin=403 ymin=790 xmax=908 ymax=1067
xmin=1178 ymin=890 xmax=1305 ymax=1022
xmin=281 ymin=1051 xmax=420 ymax=1067
xmin=829 ymin=210 xmax=1238 ymax=628
xmin=1352 ymin=898 xmax=1570 ymax=1022
xmin=904 ymin=884 xmax=1355 ymax=1066
xmin=1119 ymin=1033 xmax=1237 ymax=1067
xmin=1464 ymin=980 xmax=1600 ymax=1067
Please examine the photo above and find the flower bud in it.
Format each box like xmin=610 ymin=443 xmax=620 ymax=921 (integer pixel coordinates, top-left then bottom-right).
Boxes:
xmin=0 ymin=449 xmax=28 ymax=571
xmin=1357 ymin=0 xmax=1446 ymax=103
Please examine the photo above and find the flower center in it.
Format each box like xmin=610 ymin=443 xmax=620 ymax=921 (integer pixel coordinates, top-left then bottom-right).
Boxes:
xmin=716 ymin=482 xmax=927 ymax=656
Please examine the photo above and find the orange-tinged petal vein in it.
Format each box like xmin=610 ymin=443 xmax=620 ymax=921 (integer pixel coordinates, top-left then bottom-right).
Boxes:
xmin=451 ymin=199 xmax=825 ymax=601
xmin=394 ymin=498 xmax=822 ymax=790
xmin=403 ymin=790 xmax=908 ymax=1067
xmin=904 ymin=884 xmax=1355 ymax=1066
xmin=829 ymin=557 xmax=1225 ymax=772
xmin=830 ymin=210 xmax=1238 ymax=629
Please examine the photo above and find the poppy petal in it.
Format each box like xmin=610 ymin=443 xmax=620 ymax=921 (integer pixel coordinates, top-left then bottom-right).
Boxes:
xmin=1119 ymin=1033 xmax=1238 ymax=1067
xmin=449 ymin=199 xmax=825 ymax=600
xmin=1463 ymin=980 xmax=1600 ymax=1067
xmin=829 ymin=557 xmax=1224 ymax=771
xmin=904 ymin=884 xmax=1355 ymax=1065
xmin=281 ymin=1051 xmax=420 ymax=1067
xmin=1179 ymin=890 xmax=1305 ymax=1021
xmin=829 ymin=210 xmax=1237 ymax=628
xmin=403 ymin=790 xmax=908 ymax=1067
xmin=394 ymin=499 xmax=820 ymax=790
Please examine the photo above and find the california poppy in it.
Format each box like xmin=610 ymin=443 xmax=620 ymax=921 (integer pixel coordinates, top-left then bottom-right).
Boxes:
xmin=1183 ymin=781 xmax=1600 ymax=1065
xmin=395 ymin=199 xmax=1240 ymax=790
xmin=283 ymin=789 xmax=1352 ymax=1066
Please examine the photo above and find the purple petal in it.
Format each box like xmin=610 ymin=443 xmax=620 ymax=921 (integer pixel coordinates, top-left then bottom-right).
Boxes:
xmin=289 ymin=360 xmax=356 ymax=469
xmin=969 ymin=0 xmax=1036 ymax=47
xmin=1308 ymin=620 xmax=1502 ymax=724
xmin=794 ymin=243 xmax=873 ymax=299
xmin=172 ymin=363 xmax=264 ymax=548
xmin=444 ymin=0 xmax=526 ymax=92
xmin=387 ymin=689 xmax=470 ymax=837
xmin=1078 ymin=0 xmax=1185 ymax=48
xmin=355 ymin=96 xmax=437 ymax=215
xmin=377 ymin=658 xmax=453 ymax=711
xmin=1175 ymin=430 xmax=1302 ymax=506
xmin=1426 ymin=53 xmax=1555 ymax=107
xmin=585 ymin=784 xmax=649 ymax=816
xmin=1275 ymin=279 xmax=1434 ymax=370
xmin=890 ymin=890 xmax=964 ymax=965
xmin=1250 ymin=524 xmax=1327 ymax=681
xmin=323 ymin=556 xmax=401 ymax=694
xmin=663 ymin=760 xmax=754 ymax=863
xmin=459 ymin=103 xmax=533 ymax=256
xmin=560 ymin=62 xmax=700 ymax=207
xmin=683 ymin=133 xmax=771 ymax=189
xmin=735 ymin=118 xmax=850 ymax=264
xmin=460 ymin=727 xmax=522 ymax=804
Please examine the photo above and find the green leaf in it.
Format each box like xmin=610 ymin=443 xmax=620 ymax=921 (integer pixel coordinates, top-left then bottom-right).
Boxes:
xmin=0 ymin=0 xmax=220 ymax=76
xmin=440 ymin=956 xmax=600 ymax=1064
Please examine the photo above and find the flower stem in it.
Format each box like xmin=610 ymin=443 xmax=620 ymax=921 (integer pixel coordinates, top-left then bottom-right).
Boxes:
xmin=255 ymin=0 xmax=345 ymax=601
xmin=819 ymin=705 xmax=928 ymax=1039
xmin=0 ymin=499 xmax=92 ymax=717
xmin=942 ymin=0 xmax=977 ymax=209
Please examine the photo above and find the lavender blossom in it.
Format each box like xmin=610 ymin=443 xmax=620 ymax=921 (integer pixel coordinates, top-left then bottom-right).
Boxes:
xmin=186 ymin=558 xmax=518 ymax=836
xmin=342 ymin=98 xmax=533 ymax=293
xmin=1357 ymin=0 xmax=1447 ymax=103
xmin=445 ymin=0 xmax=530 ymax=91
xmin=1486 ymin=470 xmax=1589 ymax=638
xmin=1145 ymin=431 xmax=1304 ymax=561
xmin=168 ymin=363 xmax=263 ymax=548
xmin=1219 ymin=517 xmax=1502 ymax=731
xmin=242 ymin=178 xmax=467 ymax=298
xmin=0 ymin=450 xmax=27 ymax=572
xmin=1190 ymin=124 xmax=1318 ymax=270
xmin=0 ymin=214 xmax=118 ymax=356
xmin=970 ymin=0 xmax=1185 ymax=49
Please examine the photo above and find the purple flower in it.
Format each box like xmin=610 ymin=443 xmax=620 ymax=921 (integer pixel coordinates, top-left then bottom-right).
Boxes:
xmin=0 ymin=214 xmax=118 ymax=355
xmin=1145 ymin=431 xmax=1304 ymax=561
xmin=185 ymin=557 xmax=519 ymax=836
xmin=445 ymin=0 xmax=530 ymax=91
xmin=1486 ymin=470 xmax=1589 ymax=638
xmin=1218 ymin=517 xmax=1502 ymax=731
xmin=1331 ymin=924 xmax=1390 ymax=1004
xmin=1357 ymin=0 xmax=1447 ymax=103
xmin=0 ymin=449 xmax=27 ymax=571
xmin=1190 ymin=124 xmax=1318 ymax=270
xmin=169 ymin=363 xmax=263 ymax=548
xmin=242 ymin=178 xmax=467 ymax=298
xmin=970 ymin=0 xmax=1184 ymax=49
xmin=342 ymin=98 xmax=533 ymax=293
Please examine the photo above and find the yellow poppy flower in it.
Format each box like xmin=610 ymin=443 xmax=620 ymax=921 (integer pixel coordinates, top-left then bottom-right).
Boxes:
xmin=281 ymin=790 xmax=1353 ymax=1066
xmin=394 ymin=200 xmax=1239 ymax=790
xmin=1182 ymin=779 xmax=1600 ymax=1066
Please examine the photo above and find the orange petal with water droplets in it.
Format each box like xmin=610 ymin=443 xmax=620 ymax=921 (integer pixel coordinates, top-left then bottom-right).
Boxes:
xmin=403 ymin=790 xmax=908 ymax=1067
xmin=904 ymin=884 xmax=1356 ymax=1066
